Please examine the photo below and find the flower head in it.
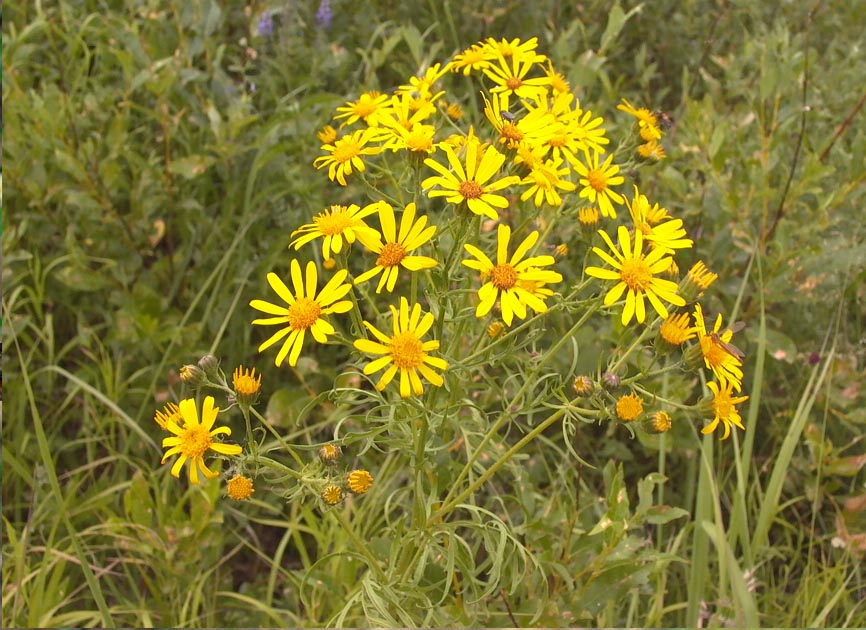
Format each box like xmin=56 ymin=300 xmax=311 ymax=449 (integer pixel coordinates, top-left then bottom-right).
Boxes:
xmin=637 ymin=141 xmax=666 ymax=160
xmin=159 ymin=396 xmax=243 ymax=484
xmin=154 ymin=401 xmax=182 ymax=430
xmin=318 ymin=443 xmax=342 ymax=465
xmin=463 ymin=224 xmax=562 ymax=326
xmin=232 ymin=366 xmax=262 ymax=406
xmin=422 ymin=141 xmax=520 ymax=221
xmin=701 ymin=380 xmax=749 ymax=440
xmin=626 ymin=186 xmax=693 ymax=256
xmin=250 ymin=260 xmax=353 ymax=367
xmin=643 ymin=411 xmax=672 ymax=434
xmin=679 ymin=261 xmax=718 ymax=302
xmin=353 ymin=297 xmax=448 ymax=397
xmin=585 ymin=226 xmax=686 ymax=326
xmin=518 ymin=157 xmax=576 ymax=208
xmin=227 ymin=475 xmax=255 ymax=500
xmin=573 ymin=150 xmax=624 ymax=219
xmin=693 ymin=304 xmax=745 ymax=391
xmin=347 ymin=469 xmax=374 ymax=494
xmin=290 ymin=203 xmax=382 ymax=261
xmin=322 ymin=485 xmax=344 ymax=505
xmin=617 ymin=98 xmax=662 ymax=141
xmin=333 ymin=91 xmax=390 ymax=127
xmin=314 ymin=128 xmax=382 ymax=186
xmin=354 ymin=202 xmax=437 ymax=293
xmin=658 ymin=312 xmax=696 ymax=347
xmin=616 ymin=393 xmax=644 ymax=422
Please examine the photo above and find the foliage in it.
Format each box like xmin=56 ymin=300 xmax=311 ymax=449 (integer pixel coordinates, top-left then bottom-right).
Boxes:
xmin=3 ymin=1 xmax=865 ymax=628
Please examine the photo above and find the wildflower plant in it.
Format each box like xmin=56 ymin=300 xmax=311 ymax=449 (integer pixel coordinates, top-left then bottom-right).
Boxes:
xmin=145 ymin=36 xmax=752 ymax=625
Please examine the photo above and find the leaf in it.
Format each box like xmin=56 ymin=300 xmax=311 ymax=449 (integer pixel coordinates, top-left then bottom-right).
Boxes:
xmin=167 ymin=154 xmax=216 ymax=179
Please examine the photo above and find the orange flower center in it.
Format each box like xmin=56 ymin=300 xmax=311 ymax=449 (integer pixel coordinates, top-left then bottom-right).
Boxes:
xmin=501 ymin=122 xmax=523 ymax=144
xmin=389 ymin=331 xmax=424 ymax=369
xmin=406 ymin=130 xmax=433 ymax=153
xmin=616 ymin=394 xmax=644 ymax=421
xmin=547 ymin=131 xmax=567 ymax=148
xmin=491 ymin=263 xmax=518 ymax=289
xmin=376 ymin=242 xmax=407 ymax=268
xmin=459 ymin=180 xmax=484 ymax=199
xmin=315 ymin=207 xmax=353 ymax=235
xmin=586 ymin=167 xmax=608 ymax=192
xmin=619 ymin=258 xmax=653 ymax=291
xmin=179 ymin=425 xmax=212 ymax=458
xmin=713 ymin=390 xmax=734 ymax=418
xmin=332 ymin=139 xmax=361 ymax=164
xmin=353 ymin=94 xmax=380 ymax=119
xmin=506 ymin=77 xmax=523 ymax=91
xmin=700 ymin=336 xmax=729 ymax=369
xmin=288 ymin=297 xmax=322 ymax=330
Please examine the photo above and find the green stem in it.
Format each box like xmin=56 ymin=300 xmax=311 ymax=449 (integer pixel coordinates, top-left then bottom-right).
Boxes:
xmin=331 ymin=510 xmax=387 ymax=582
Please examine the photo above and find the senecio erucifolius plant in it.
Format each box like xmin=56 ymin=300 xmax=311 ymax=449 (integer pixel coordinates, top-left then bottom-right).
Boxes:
xmin=149 ymin=36 xmax=750 ymax=620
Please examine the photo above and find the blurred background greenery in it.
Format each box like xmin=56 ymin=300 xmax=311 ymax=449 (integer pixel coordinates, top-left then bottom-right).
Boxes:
xmin=3 ymin=0 xmax=865 ymax=627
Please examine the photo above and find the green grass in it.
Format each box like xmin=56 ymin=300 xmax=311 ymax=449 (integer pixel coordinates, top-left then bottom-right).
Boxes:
xmin=4 ymin=0 xmax=866 ymax=627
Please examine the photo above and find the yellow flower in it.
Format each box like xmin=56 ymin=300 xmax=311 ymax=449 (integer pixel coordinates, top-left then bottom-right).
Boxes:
xmin=333 ymin=91 xmax=390 ymax=127
xmin=154 ymin=401 xmax=182 ymax=430
xmin=462 ymin=224 xmax=562 ymax=326
xmin=353 ymin=297 xmax=448 ymax=397
xmin=487 ymin=321 xmax=505 ymax=338
xmin=396 ymin=62 xmax=450 ymax=102
xmin=482 ymin=92 xmax=556 ymax=151
xmin=573 ymin=150 xmax=625 ymax=219
xmin=313 ymin=128 xmax=382 ymax=186
xmin=518 ymin=157 xmax=576 ymax=208
xmin=578 ymin=206 xmax=600 ymax=227
xmin=679 ymin=261 xmax=718 ymax=302
xmin=290 ymin=203 xmax=382 ymax=261
xmin=317 ymin=124 xmax=338 ymax=144
xmin=159 ymin=396 xmax=243 ymax=484
xmin=322 ymin=485 xmax=344 ymax=505
xmin=617 ymin=98 xmax=662 ymax=141
xmin=585 ymin=226 xmax=685 ymax=326
xmin=701 ymin=380 xmax=749 ymax=440
xmin=381 ymin=122 xmax=438 ymax=158
xmin=482 ymin=36 xmax=547 ymax=64
xmin=693 ymin=304 xmax=745 ymax=391
xmin=572 ymin=375 xmax=594 ymax=397
xmin=354 ymin=202 xmax=437 ymax=293
xmin=543 ymin=61 xmax=571 ymax=95
xmin=643 ymin=411 xmax=672 ymax=434
xmin=615 ymin=393 xmax=644 ymax=422
xmin=450 ymin=43 xmax=492 ymax=75
xmin=637 ymin=141 xmax=666 ymax=160
xmin=232 ymin=366 xmax=262 ymax=406
xmin=482 ymin=48 xmax=551 ymax=108
xmin=250 ymin=260 xmax=353 ymax=367
xmin=347 ymin=469 xmax=374 ymax=494
xmin=318 ymin=443 xmax=342 ymax=465
xmin=227 ymin=475 xmax=255 ymax=500
xmin=422 ymin=141 xmax=520 ymax=221
xmin=626 ymin=186 xmax=693 ymax=256
xmin=381 ymin=91 xmax=437 ymax=130
xmin=659 ymin=312 xmax=696 ymax=346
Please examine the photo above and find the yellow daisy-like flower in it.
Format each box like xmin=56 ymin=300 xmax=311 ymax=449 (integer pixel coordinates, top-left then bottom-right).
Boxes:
xmin=637 ymin=140 xmax=666 ymax=160
xmin=422 ymin=141 xmax=520 ymax=221
xmin=250 ymin=260 xmax=353 ymax=367
xmin=481 ymin=36 xmax=547 ymax=65
xmin=659 ymin=312 xmax=696 ymax=346
xmin=543 ymin=61 xmax=571 ymax=95
xmin=482 ymin=92 xmax=556 ymax=151
xmin=450 ymin=43 xmax=492 ymax=75
xmin=354 ymin=202 xmax=438 ymax=293
xmin=578 ymin=206 xmax=600 ymax=228
xmin=290 ymin=203 xmax=382 ymax=261
xmin=519 ymin=157 xmax=576 ymax=208
xmin=317 ymin=124 xmax=338 ymax=145
xmin=396 ymin=62 xmax=450 ymax=102
xmin=159 ymin=396 xmax=243 ymax=484
xmin=232 ymin=366 xmax=262 ymax=406
xmin=322 ymin=484 xmax=344 ymax=505
xmin=347 ymin=469 xmax=374 ymax=494
xmin=482 ymin=50 xmax=551 ymax=108
xmin=380 ymin=122 xmax=438 ymax=158
xmin=693 ymin=304 xmax=745 ymax=391
xmin=353 ymin=297 xmax=448 ymax=397
xmin=313 ymin=128 xmax=382 ymax=186
xmin=573 ymin=150 xmax=625 ymax=219
xmin=679 ymin=261 xmax=718 ymax=302
xmin=617 ymin=98 xmax=662 ymax=141
xmin=643 ymin=411 xmax=672 ymax=434
xmin=585 ymin=226 xmax=685 ymax=326
xmin=462 ymin=224 xmax=563 ymax=326
xmin=333 ymin=91 xmax=390 ymax=127
xmin=626 ymin=186 xmax=693 ymax=256
xmin=226 ymin=475 xmax=255 ymax=500
xmin=616 ymin=393 xmax=644 ymax=422
xmin=382 ymin=91 xmax=437 ymax=130
xmin=702 ymin=380 xmax=749 ymax=440
xmin=154 ymin=401 xmax=182 ymax=430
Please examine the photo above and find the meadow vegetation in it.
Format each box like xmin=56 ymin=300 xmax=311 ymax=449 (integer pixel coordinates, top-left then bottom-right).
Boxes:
xmin=3 ymin=0 xmax=866 ymax=627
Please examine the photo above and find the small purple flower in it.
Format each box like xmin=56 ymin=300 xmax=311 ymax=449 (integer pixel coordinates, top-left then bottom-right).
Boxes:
xmin=257 ymin=10 xmax=274 ymax=38
xmin=316 ymin=0 xmax=332 ymax=29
